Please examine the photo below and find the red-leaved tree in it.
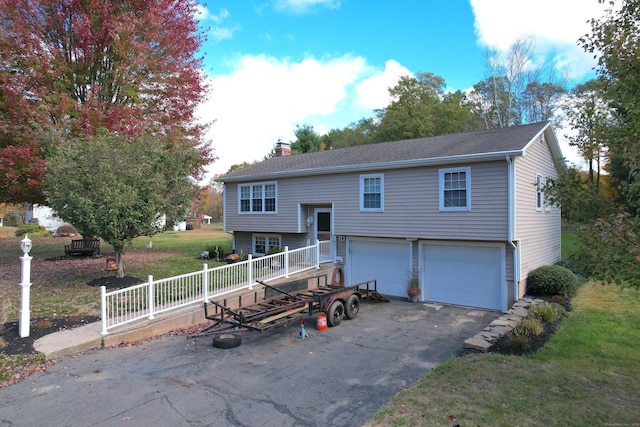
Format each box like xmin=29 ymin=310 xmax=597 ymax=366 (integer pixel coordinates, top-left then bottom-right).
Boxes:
xmin=0 ymin=0 xmax=212 ymax=204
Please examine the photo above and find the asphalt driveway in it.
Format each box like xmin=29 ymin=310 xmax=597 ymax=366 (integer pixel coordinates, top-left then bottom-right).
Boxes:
xmin=0 ymin=298 xmax=499 ymax=426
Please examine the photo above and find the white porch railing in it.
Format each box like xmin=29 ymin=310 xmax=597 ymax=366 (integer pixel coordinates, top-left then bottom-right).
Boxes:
xmin=100 ymin=240 xmax=335 ymax=335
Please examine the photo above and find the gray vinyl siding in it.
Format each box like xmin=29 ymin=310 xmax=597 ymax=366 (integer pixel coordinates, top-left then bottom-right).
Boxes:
xmin=514 ymin=133 xmax=562 ymax=279
xmin=225 ymin=161 xmax=509 ymax=241
xmin=232 ymin=231 xmax=315 ymax=256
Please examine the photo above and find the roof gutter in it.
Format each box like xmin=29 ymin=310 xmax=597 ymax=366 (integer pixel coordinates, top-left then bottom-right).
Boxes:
xmin=218 ymin=149 xmax=525 ymax=183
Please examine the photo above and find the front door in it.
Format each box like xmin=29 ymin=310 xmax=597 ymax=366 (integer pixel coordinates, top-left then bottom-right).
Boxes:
xmin=315 ymin=208 xmax=331 ymax=242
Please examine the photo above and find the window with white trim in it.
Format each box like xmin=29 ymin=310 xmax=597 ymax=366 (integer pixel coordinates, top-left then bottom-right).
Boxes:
xmin=536 ymin=173 xmax=544 ymax=211
xmin=360 ymin=174 xmax=384 ymax=212
xmin=239 ymin=182 xmax=277 ymax=213
xmin=439 ymin=167 xmax=471 ymax=211
xmin=253 ymin=234 xmax=281 ymax=256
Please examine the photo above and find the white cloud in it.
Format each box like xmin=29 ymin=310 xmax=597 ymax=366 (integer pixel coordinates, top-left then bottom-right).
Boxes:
xmin=197 ymin=6 xmax=240 ymax=42
xmin=196 ymin=54 xmax=408 ymax=178
xmin=274 ymin=0 xmax=341 ymax=14
xmin=355 ymin=60 xmax=411 ymax=109
xmin=210 ymin=8 xmax=231 ymax=23
xmin=470 ymin=0 xmax=609 ymax=78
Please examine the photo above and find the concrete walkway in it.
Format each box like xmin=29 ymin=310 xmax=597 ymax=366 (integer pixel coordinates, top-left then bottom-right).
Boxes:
xmin=33 ymin=304 xmax=208 ymax=359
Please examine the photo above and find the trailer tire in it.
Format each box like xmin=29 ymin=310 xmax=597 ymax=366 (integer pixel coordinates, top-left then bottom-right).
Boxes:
xmin=213 ymin=333 xmax=242 ymax=349
xmin=345 ymin=294 xmax=360 ymax=319
xmin=327 ymin=301 xmax=344 ymax=327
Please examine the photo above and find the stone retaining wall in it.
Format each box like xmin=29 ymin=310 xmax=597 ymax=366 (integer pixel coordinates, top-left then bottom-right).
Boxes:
xmin=463 ymin=297 xmax=544 ymax=352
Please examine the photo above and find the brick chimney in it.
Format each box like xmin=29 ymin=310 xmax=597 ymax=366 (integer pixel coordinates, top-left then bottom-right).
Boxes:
xmin=275 ymin=140 xmax=291 ymax=157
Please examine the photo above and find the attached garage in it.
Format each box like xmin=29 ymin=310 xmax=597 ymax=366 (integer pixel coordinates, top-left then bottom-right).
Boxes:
xmin=421 ymin=242 xmax=506 ymax=311
xmin=347 ymin=238 xmax=412 ymax=297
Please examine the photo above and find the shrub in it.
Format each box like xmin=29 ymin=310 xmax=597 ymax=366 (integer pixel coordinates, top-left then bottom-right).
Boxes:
xmin=529 ymin=301 xmax=566 ymax=323
xmin=527 ymin=265 xmax=579 ymax=296
xmin=266 ymin=247 xmax=284 ymax=255
xmin=3 ymin=213 xmax=23 ymax=227
xmin=56 ymin=225 xmax=77 ymax=236
xmin=513 ymin=317 xmax=544 ymax=337
xmin=528 ymin=302 xmax=556 ymax=323
xmin=550 ymin=294 xmax=568 ymax=308
xmin=569 ymin=212 xmax=640 ymax=289
xmin=15 ymin=222 xmax=48 ymax=237
xmin=206 ymin=245 xmax=228 ymax=260
xmin=507 ymin=334 xmax=529 ymax=351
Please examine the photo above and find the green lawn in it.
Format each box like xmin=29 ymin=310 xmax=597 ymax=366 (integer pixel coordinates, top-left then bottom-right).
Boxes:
xmin=0 ymin=224 xmax=233 ymax=323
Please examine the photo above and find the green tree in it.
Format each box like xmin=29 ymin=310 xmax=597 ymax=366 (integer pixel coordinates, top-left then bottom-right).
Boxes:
xmin=321 ymin=118 xmax=378 ymax=149
xmin=45 ymin=134 xmax=198 ymax=278
xmin=563 ymin=79 xmax=611 ymax=192
xmin=290 ymin=124 xmax=321 ymax=153
xmin=375 ymin=72 xmax=478 ymax=142
xmin=580 ymin=0 xmax=640 ymax=213
xmin=544 ymin=164 xmax=613 ymax=224
xmin=522 ymin=81 xmax=566 ymax=124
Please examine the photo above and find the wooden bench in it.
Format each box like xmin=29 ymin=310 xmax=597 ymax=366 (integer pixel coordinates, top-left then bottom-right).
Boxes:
xmin=64 ymin=239 xmax=100 ymax=256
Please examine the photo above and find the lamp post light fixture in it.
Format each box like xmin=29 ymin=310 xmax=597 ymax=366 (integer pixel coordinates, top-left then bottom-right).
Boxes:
xmin=19 ymin=234 xmax=33 ymax=338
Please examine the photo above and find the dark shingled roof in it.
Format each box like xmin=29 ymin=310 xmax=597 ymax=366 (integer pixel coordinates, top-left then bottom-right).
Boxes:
xmin=221 ymin=122 xmax=556 ymax=182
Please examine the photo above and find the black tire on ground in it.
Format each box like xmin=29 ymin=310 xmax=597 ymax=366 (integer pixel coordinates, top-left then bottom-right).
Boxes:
xmin=327 ymin=301 xmax=344 ymax=327
xmin=344 ymin=294 xmax=360 ymax=319
xmin=213 ymin=333 xmax=242 ymax=349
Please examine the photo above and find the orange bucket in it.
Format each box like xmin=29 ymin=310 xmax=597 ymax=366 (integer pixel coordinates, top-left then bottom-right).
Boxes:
xmin=316 ymin=313 xmax=328 ymax=331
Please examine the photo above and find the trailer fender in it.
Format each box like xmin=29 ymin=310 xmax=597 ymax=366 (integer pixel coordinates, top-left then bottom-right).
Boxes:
xmin=331 ymin=267 xmax=344 ymax=286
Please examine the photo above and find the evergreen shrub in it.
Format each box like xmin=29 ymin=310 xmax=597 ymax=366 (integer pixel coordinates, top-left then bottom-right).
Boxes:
xmin=527 ymin=265 xmax=579 ymax=296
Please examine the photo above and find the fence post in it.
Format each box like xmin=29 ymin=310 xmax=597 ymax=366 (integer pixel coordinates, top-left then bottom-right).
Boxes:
xmin=148 ymin=275 xmax=155 ymax=320
xmin=247 ymin=255 xmax=253 ymax=289
xmin=202 ymin=263 xmax=208 ymax=302
xmin=100 ymin=286 xmax=108 ymax=335
xmin=332 ymin=235 xmax=337 ymax=263
xmin=316 ymin=240 xmax=321 ymax=269
xmin=284 ymin=246 xmax=289 ymax=278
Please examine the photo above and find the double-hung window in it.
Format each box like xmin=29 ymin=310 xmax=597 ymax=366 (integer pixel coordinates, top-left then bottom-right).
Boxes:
xmin=360 ymin=174 xmax=384 ymax=212
xmin=239 ymin=182 xmax=277 ymax=213
xmin=439 ymin=167 xmax=471 ymax=211
xmin=253 ymin=234 xmax=281 ymax=256
xmin=536 ymin=173 xmax=550 ymax=212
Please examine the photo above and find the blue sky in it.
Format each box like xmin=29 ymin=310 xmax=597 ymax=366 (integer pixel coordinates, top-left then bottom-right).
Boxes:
xmin=196 ymin=0 xmax=610 ymax=176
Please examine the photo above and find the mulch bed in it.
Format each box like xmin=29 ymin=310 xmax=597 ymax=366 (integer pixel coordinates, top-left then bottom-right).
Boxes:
xmin=488 ymin=295 xmax=571 ymax=356
xmin=488 ymin=317 xmax=564 ymax=356
xmin=87 ymin=275 xmax=143 ymax=290
xmin=0 ymin=315 xmax=99 ymax=356
xmin=1 ymin=275 xmax=140 ymax=356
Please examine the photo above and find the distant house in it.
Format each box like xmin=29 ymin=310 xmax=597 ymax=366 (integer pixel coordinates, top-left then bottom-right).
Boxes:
xmin=27 ymin=205 xmax=72 ymax=232
xmin=217 ymin=122 xmax=562 ymax=311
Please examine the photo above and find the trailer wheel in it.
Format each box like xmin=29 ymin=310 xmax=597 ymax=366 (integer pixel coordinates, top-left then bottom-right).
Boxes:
xmin=213 ymin=333 xmax=242 ymax=349
xmin=327 ymin=301 xmax=344 ymax=327
xmin=345 ymin=294 xmax=360 ymax=319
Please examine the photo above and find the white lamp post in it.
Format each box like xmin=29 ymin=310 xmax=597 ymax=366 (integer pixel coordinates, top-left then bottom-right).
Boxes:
xmin=19 ymin=234 xmax=33 ymax=338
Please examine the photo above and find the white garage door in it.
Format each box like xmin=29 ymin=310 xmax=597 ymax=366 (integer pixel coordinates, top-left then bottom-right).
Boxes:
xmin=348 ymin=239 xmax=411 ymax=297
xmin=422 ymin=243 xmax=505 ymax=310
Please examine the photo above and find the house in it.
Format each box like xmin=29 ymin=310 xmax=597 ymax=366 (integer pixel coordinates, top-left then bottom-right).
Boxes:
xmin=218 ymin=122 xmax=562 ymax=311
xmin=27 ymin=204 xmax=72 ymax=232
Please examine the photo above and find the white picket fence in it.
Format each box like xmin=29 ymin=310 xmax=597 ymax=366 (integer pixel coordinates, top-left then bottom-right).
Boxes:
xmin=100 ymin=240 xmax=334 ymax=335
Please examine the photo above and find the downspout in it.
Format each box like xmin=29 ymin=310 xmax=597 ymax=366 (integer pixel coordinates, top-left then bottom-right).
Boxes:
xmin=222 ymin=183 xmax=227 ymax=232
xmin=506 ymin=155 xmax=520 ymax=303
